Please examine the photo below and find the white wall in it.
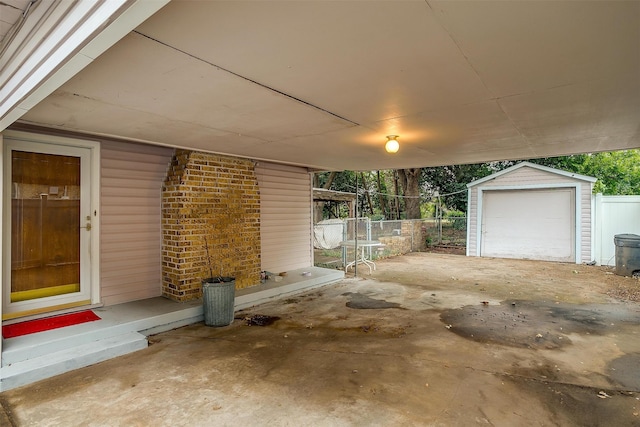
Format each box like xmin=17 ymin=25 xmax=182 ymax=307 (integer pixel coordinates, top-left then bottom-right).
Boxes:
xmin=100 ymin=140 xmax=173 ymax=305
xmin=255 ymin=162 xmax=313 ymax=273
xmin=593 ymin=194 xmax=640 ymax=266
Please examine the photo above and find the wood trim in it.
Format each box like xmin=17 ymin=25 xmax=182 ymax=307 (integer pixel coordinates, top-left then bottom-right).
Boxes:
xmin=2 ymin=299 xmax=91 ymax=321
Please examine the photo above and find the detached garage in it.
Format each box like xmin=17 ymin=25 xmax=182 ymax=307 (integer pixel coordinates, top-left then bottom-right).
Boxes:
xmin=466 ymin=162 xmax=596 ymax=264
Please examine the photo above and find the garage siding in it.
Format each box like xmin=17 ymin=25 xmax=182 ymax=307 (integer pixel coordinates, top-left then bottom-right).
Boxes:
xmin=480 ymin=167 xmax=576 ymax=187
xmin=467 ymin=163 xmax=594 ymax=263
xmin=255 ymin=162 xmax=312 ymax=273
xmin=100 ymin=141 xmax=173 ymax=306
xmin=466 ymin=189 xmax=477 ymax=255
xmin=580 ymin=184 xmax=592 ymax=262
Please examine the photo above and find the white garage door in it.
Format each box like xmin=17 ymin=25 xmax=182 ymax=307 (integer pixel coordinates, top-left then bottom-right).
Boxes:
xmin=481 ymin=188 xmax=575 ymax=262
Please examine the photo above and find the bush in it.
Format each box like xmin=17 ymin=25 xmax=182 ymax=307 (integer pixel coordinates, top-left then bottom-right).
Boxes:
xmin=445 ymin=211 xmax=466 ymax=230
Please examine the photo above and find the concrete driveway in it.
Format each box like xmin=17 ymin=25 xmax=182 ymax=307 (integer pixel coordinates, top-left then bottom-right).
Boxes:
xmin=2 ymin=253 xmax=640 ymax=426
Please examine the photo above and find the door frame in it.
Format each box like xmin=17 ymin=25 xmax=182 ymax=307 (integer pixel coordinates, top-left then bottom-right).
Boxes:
xmin=1 ymin=130 xmax=101 ymax=320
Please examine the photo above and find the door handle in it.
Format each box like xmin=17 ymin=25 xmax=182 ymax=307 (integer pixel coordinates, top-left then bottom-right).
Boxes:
xmin=81 ymin=223 xmax=92 ymax=231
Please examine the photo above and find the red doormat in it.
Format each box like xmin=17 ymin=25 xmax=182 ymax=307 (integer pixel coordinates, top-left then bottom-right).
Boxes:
xmin=2 ymin=310 xmax=101 ymax=339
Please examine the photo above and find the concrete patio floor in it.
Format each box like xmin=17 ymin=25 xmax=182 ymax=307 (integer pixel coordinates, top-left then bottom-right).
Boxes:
xmin=2 ymin=252 xmax=640 ymax=426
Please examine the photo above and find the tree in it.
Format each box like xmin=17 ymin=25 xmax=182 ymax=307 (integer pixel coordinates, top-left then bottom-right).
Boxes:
xmin=313 ymin=149 xmax=640 ymax=221
xmin=529 ymin=150 xmax=640 ymax=195
xmin=422 ymin=163 xmax=504 ymax=212
xmin=397 ymin=168 xmax=422 ymax=219
xmin=376 ymin=171 xmax=389 ymax=219
xmin=421 ymin=150 xmax=640 ymax=213
xmin=313 ymin=171 xmax=342 ymax=189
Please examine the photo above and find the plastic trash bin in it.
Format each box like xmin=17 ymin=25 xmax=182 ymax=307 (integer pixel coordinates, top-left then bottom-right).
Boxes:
xmin=202 ymin=277 xmax=236 ymax=326
xmin=614 ymin=234 xmax=640 ymax=277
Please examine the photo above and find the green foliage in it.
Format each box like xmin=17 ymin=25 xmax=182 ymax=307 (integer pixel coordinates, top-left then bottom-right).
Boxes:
xmin=422 ymin=162 xmax=507 ymax=212
xmin=315 ymin=171 xmax=356 ymax=192
xmin=321 ymin=249 xmax=342 ymax=258
xmin=424 ymin=150 xmax=640 ymax=212
xmin=420 ymin=202 xmax=436 ymax=218
xmin=529 ymin=150 xmax=640 ymax=195
xmin=315 ymin=170 xmax=399 ymax=220
xmin=445 ymin=210 xmax=466 ymax=230
xmin=313 ymin=149 xmax=640 ymax=222
xmin=527 ymin=155 xmax=588 ymax=172
xmin=583 ymin=151 xmax=640 ymax=195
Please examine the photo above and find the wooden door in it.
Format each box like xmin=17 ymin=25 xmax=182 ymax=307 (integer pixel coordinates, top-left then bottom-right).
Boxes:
xmin=4 ymin=140 xmax=93 ymax=319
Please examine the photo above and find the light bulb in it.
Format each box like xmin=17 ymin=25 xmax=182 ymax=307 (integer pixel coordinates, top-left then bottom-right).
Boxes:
xmin=385 ymin=135 xmax=399 ymax=153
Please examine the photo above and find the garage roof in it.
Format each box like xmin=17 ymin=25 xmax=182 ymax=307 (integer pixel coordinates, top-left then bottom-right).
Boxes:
xmin=467 ymin=162 xmax=598 ymax=188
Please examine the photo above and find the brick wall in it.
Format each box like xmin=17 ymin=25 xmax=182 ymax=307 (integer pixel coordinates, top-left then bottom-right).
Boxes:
xmin=378 ymin=236 xmax=411 ymax=255
xmin=162 ymin=150 xmax=261 ymax=301
xmin=377 ymin=220 xmax=427 ymax=256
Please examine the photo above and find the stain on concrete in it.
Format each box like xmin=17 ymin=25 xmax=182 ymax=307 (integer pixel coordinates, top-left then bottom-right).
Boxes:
xmin=242 ymin=314 xmax=281 ymax=326
xmin=440 ymin=300 xmax=640 ymax=350
xmin=342 ymin=292 xmax=402 ymax=309
xmin=0 ymin=396 xmax=17 ymax=427
xmin=504 ymin=376 xmax=640 ymax=426
xmin=5 ymin=254 xmax=640 ymax=426
xmin=609 ymin=353 xmax=640 ymax=390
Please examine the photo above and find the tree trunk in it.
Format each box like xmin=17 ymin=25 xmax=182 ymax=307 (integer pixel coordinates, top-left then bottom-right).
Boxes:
xmin=393 ymin=171 xmax=402 ymax=220
xmin=360 ymin=173 xmax=374 ymax=215
xmin=323 ymin=171 xmax=337 ymax=189
xmin=376 ymin=171 xmax=388 ymax=219
xmin=397 ymin=168 xmax=422 ymax=219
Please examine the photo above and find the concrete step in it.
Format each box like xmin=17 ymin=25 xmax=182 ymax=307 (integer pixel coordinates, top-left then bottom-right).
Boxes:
xmin=2 ymin=306 xmax=202 ymax=366
xmin=235 ymin=266 xmax=344 ymax=310
xmin=0 ymin=266 xmax=343 ymax=392
xmin=0 ymin=331 xmax=147 ymax=392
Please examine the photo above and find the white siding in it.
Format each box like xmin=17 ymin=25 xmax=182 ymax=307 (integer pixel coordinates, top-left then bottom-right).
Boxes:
xmin=100 ymin=141 xmax=173 ymax=306
xmin=468 ymin=164 xmax=594 ymax=263
xmin=483 ymin=167 xmax=577 ymax=187
xmin=466 ymin=188 xmax=478 ymax=256
xmin=255 ymin=162 xmax=312 ymax=272
xmin=594 ymin=195 xmax=640 ymax=265
xmin=580 ymin=183 xmax=593 ymax=262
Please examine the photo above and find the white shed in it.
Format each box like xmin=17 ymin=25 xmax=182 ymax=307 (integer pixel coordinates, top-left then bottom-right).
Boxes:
xmin=466 ymin=162 xmax=596 ymax=264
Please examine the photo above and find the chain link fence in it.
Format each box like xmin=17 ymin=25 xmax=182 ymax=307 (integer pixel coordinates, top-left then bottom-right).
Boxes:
xmin=313 ymin=217 xmax=467 ymax=269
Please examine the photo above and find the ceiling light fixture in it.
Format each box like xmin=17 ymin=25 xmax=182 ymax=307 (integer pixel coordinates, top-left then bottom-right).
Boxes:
xmin=385 ymin=135 xmax=400 ymax=153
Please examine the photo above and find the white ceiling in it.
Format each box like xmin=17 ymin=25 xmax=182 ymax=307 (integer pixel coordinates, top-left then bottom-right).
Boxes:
xmin=15 ymin=1 xmax=640 ymax=171
xmin=0 ymin=0 xmax=31 ymax=45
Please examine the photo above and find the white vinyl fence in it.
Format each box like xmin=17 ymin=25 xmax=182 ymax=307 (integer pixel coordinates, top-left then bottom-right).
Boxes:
xmin=593 ymin=194 xmax=640 ymax=266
